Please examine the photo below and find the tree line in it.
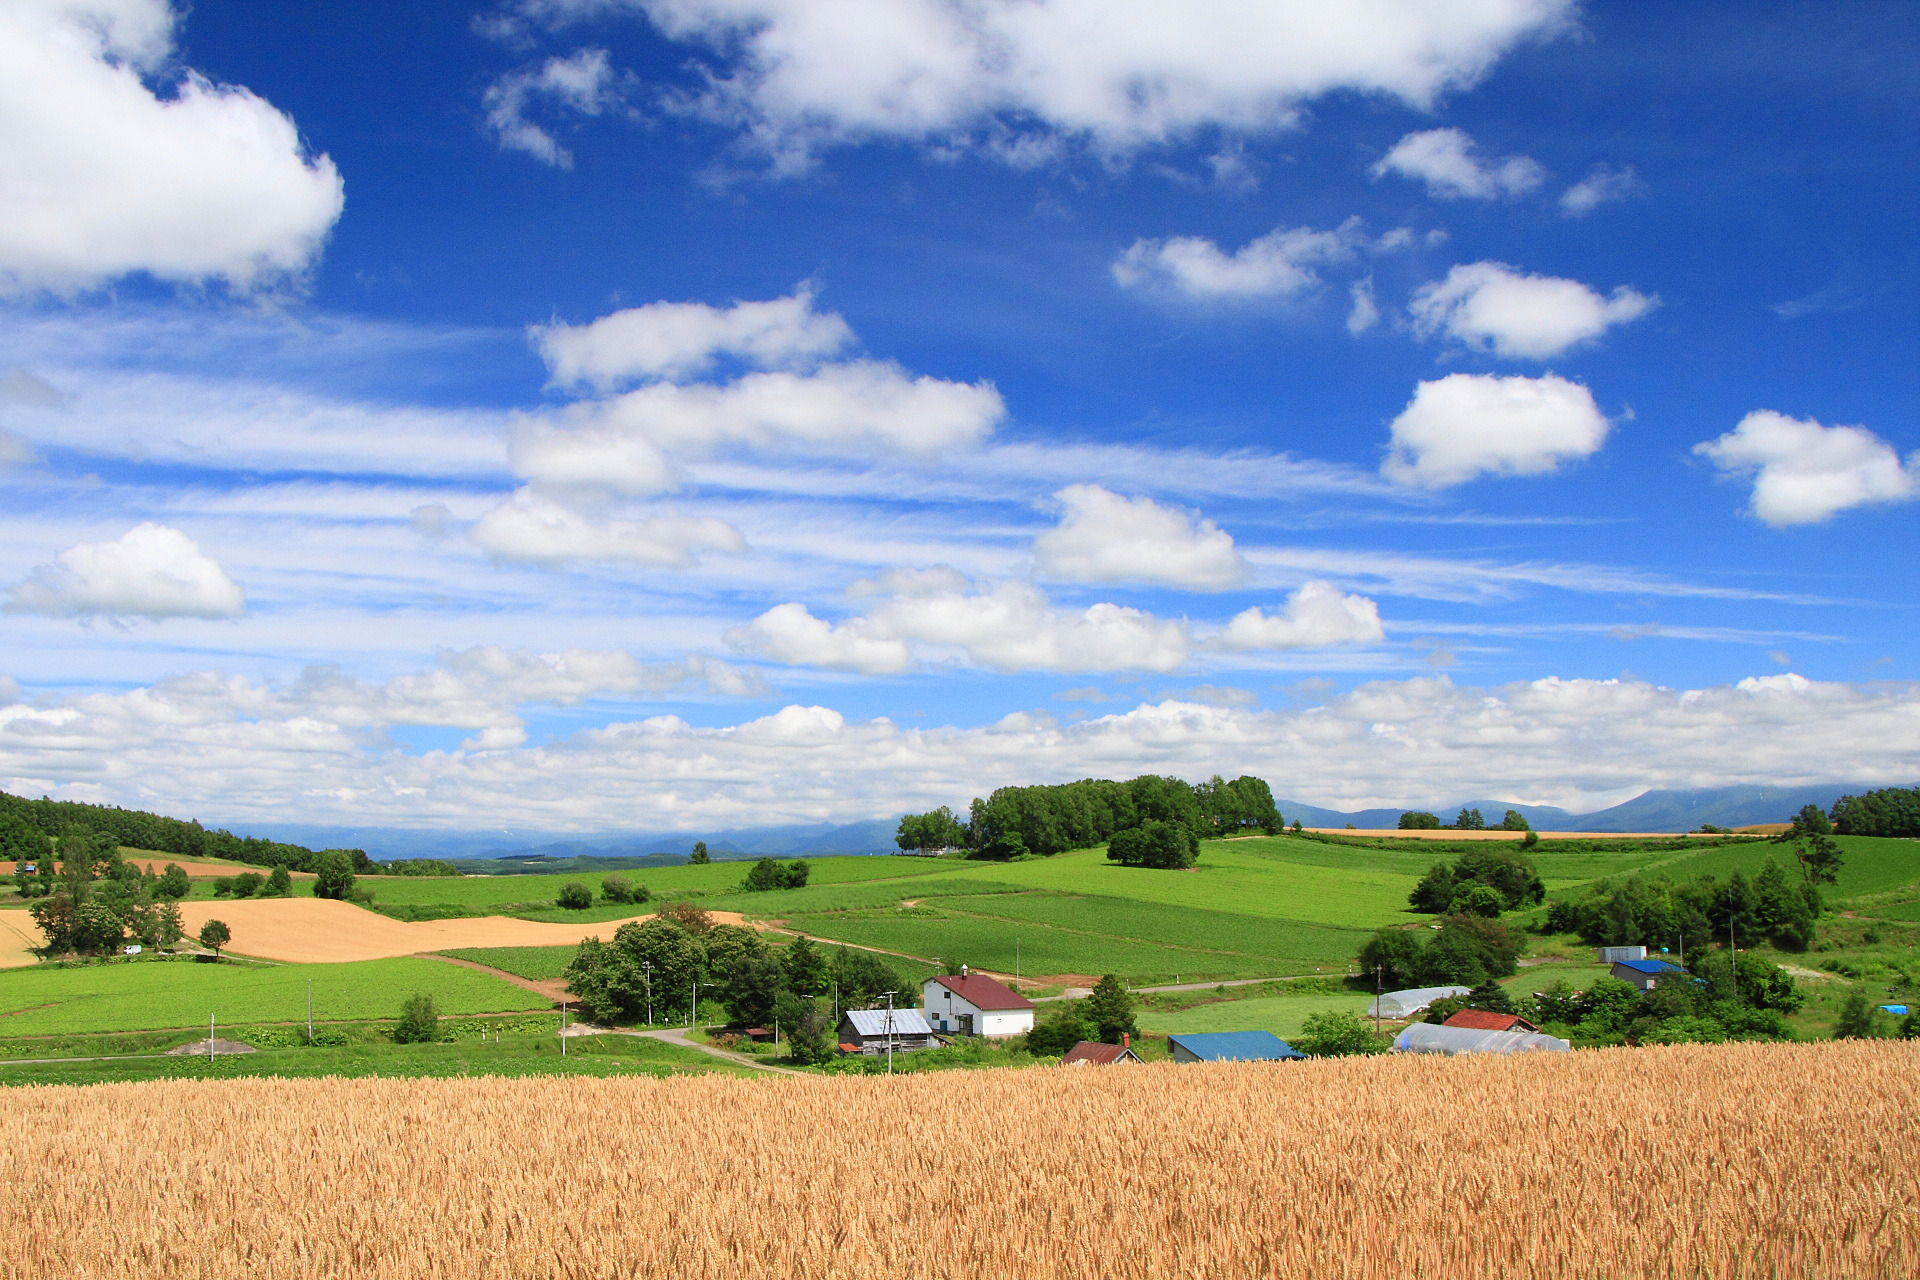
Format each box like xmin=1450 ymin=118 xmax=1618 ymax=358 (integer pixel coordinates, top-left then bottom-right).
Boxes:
xmin=564 ymin=905 xmax=909 ymax=1064
xmin=0 ymin=788 xmax=375 ymax=874
xmin=896 ymin=773 xmax=1281 ymax=860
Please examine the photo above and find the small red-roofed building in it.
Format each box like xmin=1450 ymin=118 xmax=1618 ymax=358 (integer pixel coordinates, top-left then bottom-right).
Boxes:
xmin=1442 ymin=1009 xmax=1539 ymax=1034
xmin=922 ymin=967 xmax=1035 ymax=1038
xmin=1061 ymin=1036 xmax=1143 ymax=1066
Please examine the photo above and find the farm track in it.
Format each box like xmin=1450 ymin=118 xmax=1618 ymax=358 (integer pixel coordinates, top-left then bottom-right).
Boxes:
xmin=417 ymin=953 xmax=568 ymax=1003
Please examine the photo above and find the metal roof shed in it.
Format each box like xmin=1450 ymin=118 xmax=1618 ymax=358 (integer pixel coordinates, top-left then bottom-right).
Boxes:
xmin=1167 ymin=1031 xmax=1307 ymax=1063
xmin=1395 ymin=1023 xmax=1571 ymax=1056
xmin=1366 ymin=986 xmax=1472 ymax=1019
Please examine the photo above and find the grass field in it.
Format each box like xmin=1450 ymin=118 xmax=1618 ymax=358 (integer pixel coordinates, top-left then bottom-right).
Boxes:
xmin=2 ymin=1042 xmax=1913 ymax=1278
xmin=0 ymin=1030 xmax=747 ymax=1087
xmin=1135 ymin=991 xmax=1374 ymax=1039
xmin=0 ymin=956 xmax=547 ymax=1036
xmin=440 ymin=946 xmax=575 ymax=980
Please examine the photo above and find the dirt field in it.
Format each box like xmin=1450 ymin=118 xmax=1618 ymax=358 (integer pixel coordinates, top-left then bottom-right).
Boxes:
xmin=174 ymin=899 xmax=680 ymax=964
xmin=0 ymin=1040 xmax=1913 ymax=1278
xmin=0 ymin=912 xmax=39 ymax=970
xmin=1306 ymin=827 xmax=1684 ymax=840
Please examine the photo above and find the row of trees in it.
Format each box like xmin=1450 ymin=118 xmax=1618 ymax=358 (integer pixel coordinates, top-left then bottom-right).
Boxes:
xmin=1398 ymin=807 xmax=1531 ymax=831
xmin=1025 ymin=975 xmax=1136 ymax=1054
xmin=1359 ymin=915 xmax=1525 ymax=991
xmin=897 ymin=774 xmax=1282 ymax=860
xmin=1546 ymin=860 xmax=1826 ymax=953
xmin=1828 ymin=787 xmax=1920 ymax=837
xmin=1408 ymin=847 xmax=1546 ymax=916
xmin=564 ymin=907 xmax=908 ymax=1064
xmin=26 ymin=836 xmax=188 ymax=955
xmin=0 ymin=788 xmax=381 ymax=875
xmin=558 ymin=874 xmax=653 ymax=909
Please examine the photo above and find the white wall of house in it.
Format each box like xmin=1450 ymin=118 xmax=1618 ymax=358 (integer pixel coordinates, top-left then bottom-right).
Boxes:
xmin=921 ymin=981 xmax=1035 ymax=1037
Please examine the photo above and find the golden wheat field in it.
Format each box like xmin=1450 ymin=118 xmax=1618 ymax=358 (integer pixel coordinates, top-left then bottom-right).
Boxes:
xmin=2 ymin=1041 xmax=1915 ymax=1279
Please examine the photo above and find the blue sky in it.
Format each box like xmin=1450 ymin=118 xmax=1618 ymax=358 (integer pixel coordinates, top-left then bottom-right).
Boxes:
xmin=0 ymin=0 xmax=1916 ymax=832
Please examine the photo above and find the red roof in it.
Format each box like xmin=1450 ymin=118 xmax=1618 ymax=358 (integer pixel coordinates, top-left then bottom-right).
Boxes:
xmin=1061 ymin=1040 xmax=1140 ymax=1066
xmin=1442 ymin=1009 xmax=1536 ymax=1033
xmin=927 ymin=973 xmax=1034 ymax=1011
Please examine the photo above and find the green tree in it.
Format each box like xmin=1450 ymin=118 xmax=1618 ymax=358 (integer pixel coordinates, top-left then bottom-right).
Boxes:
xmin=1398 ymin=811 xmax=1441 ymax=830
xmin=198 ymin=918 xmax=231 ymax=959
xmin=895 ymin=806 xmax=967 ymax=852
xmin=740 ymin=858 xmax=810 ymax=891
xmin=775 ymin=991 xmax=834 ymax=1064
xmin=557 ymin=882 xmax=592 ymax=910
xmin=311 ymin=849 xmax=355 ymax=900
xmin=1357 ymin=928 xmax=1423 ymax=990
xmin=1499 ymin=809 xmax=1531 ymax=831
xmin=156 ymin=863 xmax=190 ymax=900
xmin=1025 ymin=1004 xmax=1090 ymax=1055
xmin=263 ymin=865 xmax=292 ymax=898
xmin=600 ymin=874 xmax=638 ymax=904
xmin=1408 ymin=863 xmax=1456 ymax=913
xmin=1453 ymin=808 xmax=1486 ymax=830
xmin=703 ymin=924 xmax=768 ymax=985
xmin=230 ymin=872 xmax=264 ymax=898
xmin=1296 ymin=1010 xmax=1387 ymax=1056
xmin=720 ymin=948 xmax=784 ymax=1028
xmin=153 ymin=900 xmax=185 ymax=951
xmin=394 ymin=993 xmax=440 ymax=1044
xmin=1832 ymin=988 xmax=1878 ymax=1040
xmin=1466 ymin=979 xmax=1512 ymax=1013
xmin=828 ymin=946 xmax=902 ymax=1011
xmin=782 ymin=935 xmax=830 ymax=996
xmin=70 ymin=900 xmax=126 ymax=954
xmin=1105 ymin=819 xmax=1199 ymax=869
xmin=1453 ymin=884 xmax=1506 ymax=918
xmin=688 ymin=841 xmax=710 ymax=865
xmin=1083 ymin=974 xmax=1136 ymax=1043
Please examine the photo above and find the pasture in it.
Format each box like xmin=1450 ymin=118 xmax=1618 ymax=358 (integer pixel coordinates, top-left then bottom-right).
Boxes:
xmin=1 ymin=1041 xmax=1912 ymax=1278
xmin=0 ymin=956 xmax=547 ymax=1037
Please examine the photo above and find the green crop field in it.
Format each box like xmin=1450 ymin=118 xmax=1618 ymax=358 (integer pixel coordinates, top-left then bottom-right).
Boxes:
xmin=1134 ymin=991 xmax=1374 ymax=1040
xmin=0 ymin=957 xmax=548 ymax=1036
xmin=923 ymin=892 xmax=1366 ymax=968
xmin=441 ymin=946 xmax=575 ymax=980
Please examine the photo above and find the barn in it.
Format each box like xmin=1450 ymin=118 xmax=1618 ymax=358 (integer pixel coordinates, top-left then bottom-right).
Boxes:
xmin=1166 ymin=1031 xmax=1307 ymax=1063
xmin=922 ymin=970 xmax=1035 ymax=1038
xmin=1061 ymin=1038 xmax=1144 ymax=1066
xmin=837 ymin=1007 xmax=937 ymax=1056
xmin=1442 ymin=1009 xmax=1539 ymax=1034
xmin=1610 ymin=957 xmax=1689 ymax=991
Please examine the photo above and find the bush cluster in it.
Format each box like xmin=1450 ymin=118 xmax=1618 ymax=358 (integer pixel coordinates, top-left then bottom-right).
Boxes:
xmin=1408 ymin=847 xmax=1544 ymax=916
xmin=898 ymin=773 xmax=1280 ymax=860
xmin=1545 ymin=861 xmax=1818 ymax=953
xmin=1529 ymin=951 xmax=1800 ymax=1047
xmin=1358 ymin=915 xmax=1525 ymax=991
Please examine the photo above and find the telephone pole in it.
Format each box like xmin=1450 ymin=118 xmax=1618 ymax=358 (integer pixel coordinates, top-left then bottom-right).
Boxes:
xmin=881 ymin=989 xmax=898 ymax=1075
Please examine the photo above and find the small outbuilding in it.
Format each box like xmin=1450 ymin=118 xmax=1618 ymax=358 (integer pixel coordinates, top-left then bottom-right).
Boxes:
xmin=1166 ymin=1030 xmax=1307 ymax=1063
xmin=1366 ymin=985 xmax=1472 ymax=1019
xmin=1441 ymin=1009 xmax=1538 ymax=1034
xmin=837 ymin=1007 xmax=937 ymax=1056
xmin=1061 ymin=1036 xmax=1143 ymax=1066
xmin=922 ymin=970 xmax=1035 ymax=1038
xmin=1609 ymin=957 xmax=1688 ymax=991
xmin=1395 ymin=1023 xmax=1570 ymax=1056
xmin=1597 ymin=945 xmax=1648 ymax=964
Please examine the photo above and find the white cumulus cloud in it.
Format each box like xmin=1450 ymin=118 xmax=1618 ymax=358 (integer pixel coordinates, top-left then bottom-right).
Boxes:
xmin=1215 ymin=581 xmax=1384 ymax=650
xmin=534 ymin=285 xmax=854 ymax=388
xmin=0 ymin=0 xmax=345 ymax=293
xmin=1560 ymin=163 xmax=1641 ymax=216
xmin=1033 ymin=484 xmax=1245 ymax=589
xmin=1693 ymin=411 xmax=1919 ymax=527
xmin=470 ymin=489 xmax=748 ymax=565
xmin=484 ymin=47 xmax=633 ymax=168
xmin=725 ymin=601 xmax=914 ymax=675
xmin=6 ymin=522 xmax=245 ymax=620
xmin=1112 ymin=222 xmax=1358 ymax=299
xmin=552 ymin=0 xmax=1572 ymax=170
xmin=1410 ymin=261 xmax=1656 ymax=359
xmin=1383 ymin=373 xmax=1610 ymax=488
xmin=1372 ymin=127 xmax=1543 ymax=200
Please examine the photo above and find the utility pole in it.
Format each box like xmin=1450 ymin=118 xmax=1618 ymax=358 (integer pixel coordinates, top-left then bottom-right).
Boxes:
xmin=882 ymin=989 xmax=898 ymax=1075
xmin=1374 ymin=965 xmax=1383 ymax=1039
xmin=643 ymin=960 xmax=654 ymax=1025
xmin=561 ymin=1000 xmax=567 ymax=1057
xmin=690 ymin=975 xmax=697 ymax=1030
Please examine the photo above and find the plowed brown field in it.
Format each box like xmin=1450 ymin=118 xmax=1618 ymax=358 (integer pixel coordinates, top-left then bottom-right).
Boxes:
xmin=0 ymin=912 xmax=38 ymax=969
xmin=175 ymin=898 xmax=667 ymax=963
xmin=1 ymin=1040 xmax=1914 ymax=1278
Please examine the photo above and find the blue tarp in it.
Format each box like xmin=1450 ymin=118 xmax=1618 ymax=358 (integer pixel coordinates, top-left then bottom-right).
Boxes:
xmin=1167 ymin=1031 xmax=1308 ymax=1062
xmin=1880 ymin=1005 xmax=1909 ymax=1016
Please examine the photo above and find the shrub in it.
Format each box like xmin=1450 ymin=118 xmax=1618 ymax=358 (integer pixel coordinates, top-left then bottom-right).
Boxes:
xmin=557 ymin=882 xmax=592 ymax=910
xmin=1296 ymin=1011 xmax=1387 ymax=1056
xmin=263 ymin=866 xmax=292 ymax=897
xmin=230 ymin=872 xmax=264 ymax=899
xmin=394 ymin=993 xmax=440 ymax=1044
xmin=740 ymin=858 xmax=810 ymax=891
xmin=601 ymin=874 xmax=637 ymax=904
xmin=156 ymin=864 xmax=190 ymax=900
xmin=311 ymin=850 xmax=356 ymax=900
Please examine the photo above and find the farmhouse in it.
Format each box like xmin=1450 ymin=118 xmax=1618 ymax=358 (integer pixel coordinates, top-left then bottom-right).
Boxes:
xmin=837 ymin=1007 xmax=937 ymax=1056
xmin=1442 ymin=1009 xmax=1539 ymax=1034
xmin=1366 ymin=985 xmax=1472 ymax=1019
xmin=1395 ymin=1023 xmax=1571 ymax=1055
xmin=1167 ymin=1031 xmax=1307 ymax=1063
xmin=922 ymin=969 xmax=1034 ymax=1038
xmin=1061 ymin=1037 xmax=1143 ymax=1066
xmin=1610 ymin=957 xmax=1689 ymax=991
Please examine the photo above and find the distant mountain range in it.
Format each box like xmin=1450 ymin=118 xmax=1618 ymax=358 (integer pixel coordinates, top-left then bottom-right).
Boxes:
xmin=242 ymin=783 xmax=1904 ymax=867
xmin=1279 ymin=783 xmax=1892 ymax=833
